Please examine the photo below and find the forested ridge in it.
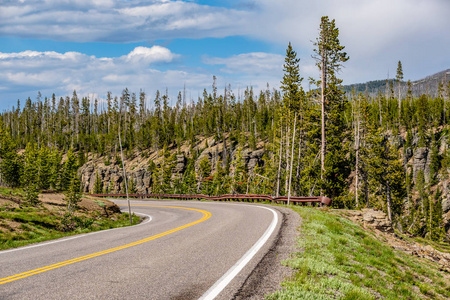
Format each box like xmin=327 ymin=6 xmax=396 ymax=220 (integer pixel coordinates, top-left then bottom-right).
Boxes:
xmin=1 ymin=17 xmax=450 ymax=242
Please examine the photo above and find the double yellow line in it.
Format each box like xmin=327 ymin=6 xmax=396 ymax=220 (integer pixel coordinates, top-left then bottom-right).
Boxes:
xmin=0 ymin=205 xmax=211 ymax=285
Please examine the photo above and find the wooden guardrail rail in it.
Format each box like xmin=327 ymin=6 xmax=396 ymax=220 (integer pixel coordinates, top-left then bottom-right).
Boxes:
xmin=90 ymin=193 xmax=332 ymax=206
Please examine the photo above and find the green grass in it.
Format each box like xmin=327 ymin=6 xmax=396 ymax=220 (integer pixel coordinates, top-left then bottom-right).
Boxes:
xmin=267 ymin=207 xmax=450 ymax=300
xmin=0 ymin=186 xmax=25 ymax=199
xmin=0 ymin=202 xmax=140 ymax=250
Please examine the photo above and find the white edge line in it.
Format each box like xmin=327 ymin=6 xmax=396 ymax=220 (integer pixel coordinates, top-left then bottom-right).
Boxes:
xmin=199 ymin=205 xmax=279 ymax=300
xmin=0 ymin=211 xmax=152 ymax=255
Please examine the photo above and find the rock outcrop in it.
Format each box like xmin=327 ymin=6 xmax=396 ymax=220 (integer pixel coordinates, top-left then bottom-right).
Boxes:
xmin=413 ymin=147 xmax=431 ymax=183
xmin=78 ymin=138 xmax=266 ymax=194
xmin=79 ymin=161 xmax=153 ymax=194
xmin=442 ymin=180 xmax=450 ymax=213
xmin=349 ymin=209 xmax=393 ymax=233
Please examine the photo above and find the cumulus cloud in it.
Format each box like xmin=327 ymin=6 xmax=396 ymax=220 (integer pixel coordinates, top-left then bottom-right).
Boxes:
xmin=0 ymin=46 xmax=197 ymax=104
xmin=125 ymin=46 xmax=179 ymax=64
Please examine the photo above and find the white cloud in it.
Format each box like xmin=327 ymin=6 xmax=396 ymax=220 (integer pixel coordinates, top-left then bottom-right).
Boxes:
xmin=0 ymin=46 xmax=197 ymax=104
xmin=0 ymin=45 xmax=284 ymax=109
xmin=125 ymin=46 xmax=179 ymax=64
xmin=0 ymin=0 xmax=251 ymax=42
xmin=248 ymin=0 xmax=450 ymax=83
xmin=0 ymin=0 xmax=448 ymax=104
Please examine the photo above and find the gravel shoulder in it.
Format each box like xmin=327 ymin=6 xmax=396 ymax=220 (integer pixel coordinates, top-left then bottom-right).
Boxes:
xmin=232 ymin=205 xmax=301 ymax=299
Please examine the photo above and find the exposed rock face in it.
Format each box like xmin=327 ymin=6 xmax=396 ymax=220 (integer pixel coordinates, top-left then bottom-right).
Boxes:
xmin=79 ymin=162 xmax=153 ymax=194
xmin=78 ymin=140 xmax=266 ymax=194
xmin=247 ymin=149 xmax=265 ymax=172
xmin=443 ymin=199 xmax=450 ymax=214
xmin=444 ymin=211 xmax=450 ymax=239
xmin=442 ymin=180 xmax=450 ymax=214
xmin=413 ymin=147 xmax=431 ymax=183
xmin=404 ymin=147 xmax=413 ymax=162
xmin=173 ymin=155 xmax=186 ymax=173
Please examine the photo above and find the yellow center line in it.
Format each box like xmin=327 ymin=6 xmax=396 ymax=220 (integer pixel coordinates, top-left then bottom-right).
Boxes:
xmin=0 ymin=205 xmax=211 ymax=285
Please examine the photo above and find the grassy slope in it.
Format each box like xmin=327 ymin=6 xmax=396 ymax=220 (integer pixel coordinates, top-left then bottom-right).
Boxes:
xmin=268 ymin=207 xmax=450 ymax=300
xmin=0 ymin=188 xmax=139 ymax=250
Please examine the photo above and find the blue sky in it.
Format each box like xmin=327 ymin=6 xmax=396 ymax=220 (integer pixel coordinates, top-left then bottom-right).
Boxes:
xmin=0 ymin=0 xmax=449 ymax=110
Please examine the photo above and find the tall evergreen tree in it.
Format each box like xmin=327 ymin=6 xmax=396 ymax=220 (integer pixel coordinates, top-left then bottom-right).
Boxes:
xmin=0 ymin=124 xmax=23 ymax=187
xmin=313 ymin=16 xmax=349 ymax=199
xmin=396 ymin=60 xmax=404 ymax=123
xmin=314 ymin=16 xmax=349 ymax=188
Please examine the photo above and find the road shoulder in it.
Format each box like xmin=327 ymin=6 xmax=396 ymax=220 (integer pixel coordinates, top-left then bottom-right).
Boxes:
xmin=232 ymin=205 xmax=301 ymax=299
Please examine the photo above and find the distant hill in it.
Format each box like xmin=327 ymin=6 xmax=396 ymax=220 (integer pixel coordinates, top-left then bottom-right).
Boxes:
xmin=343 ymin=69 xmax=450 ymax=98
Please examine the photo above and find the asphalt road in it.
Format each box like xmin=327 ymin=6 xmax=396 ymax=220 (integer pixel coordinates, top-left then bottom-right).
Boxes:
xmin=0 ymin=200 xmax=282 ymax=300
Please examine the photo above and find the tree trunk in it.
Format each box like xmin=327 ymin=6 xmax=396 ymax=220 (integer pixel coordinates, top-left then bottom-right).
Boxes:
xmin=285 ymin=120 xmax=290 ymax=193
xmin=386 ymin=180 xmax=392 ymax=222
xmin=276 ymin=127 xmax=283 ymax=197
xmin=320 ymin=55 xmax=327 ymax=190
xmin=288 ymin=114 xmax=297 ymax=204
xmin=355 ymin=104 xmax=360 ymax=208
xmin=296 ymin=125 xmax=303 ymax=178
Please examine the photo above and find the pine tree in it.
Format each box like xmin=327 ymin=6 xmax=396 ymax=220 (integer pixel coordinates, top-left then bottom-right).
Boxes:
xmin=22 ymin=143 xmax=38 ymax=189
xmin=0 ymin=125 xmax=23 ymax=187
xmin=24 ymin=184 xmax=40 ymax=206
xmin=37 ymin=146 xmax=51 ymax=190
xmin=232 ymin=147 xmax=247 ymax=194
xmin=60 ymin=149 xmax=78 ymax=191
xmin=49 ymin=148 xmax=62 ymax=190
xmin=280 ymin=42 xmax=305 ymax=199
xmin=280 ymin=42 xmax=303 ymax=113
xmin=65 ymin=175 xmax=82 ymax=212
xmin=396 ymin=60 xmax=404 ymax=124
xmin=363 ymin=126 xmax=406 ymax=221
xmin=313 ymin=16 xmax=349 ymax=186
xmin=128 ymin=176 xmax=137 ymax=194
xmin=93 ymin=171 xmax=103 ymax=194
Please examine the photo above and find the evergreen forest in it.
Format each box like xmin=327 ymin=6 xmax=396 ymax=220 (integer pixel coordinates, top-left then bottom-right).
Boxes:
xmin=1 ymin=17 xmax=450 ymax=242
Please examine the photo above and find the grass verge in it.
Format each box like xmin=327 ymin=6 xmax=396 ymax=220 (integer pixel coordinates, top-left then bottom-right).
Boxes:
xmin=267 ymin=206 xmax=450 ymax=300
xmin=0 ymin=189 xmax=140 ymax=250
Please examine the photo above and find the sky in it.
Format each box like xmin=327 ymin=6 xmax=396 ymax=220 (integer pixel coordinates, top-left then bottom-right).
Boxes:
xmin=0 ymin=0 xmax=449 ymax=110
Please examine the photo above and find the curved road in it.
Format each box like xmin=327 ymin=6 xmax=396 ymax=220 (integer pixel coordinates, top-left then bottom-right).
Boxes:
xmin=0 ymin=200 xmax=282 ymax=299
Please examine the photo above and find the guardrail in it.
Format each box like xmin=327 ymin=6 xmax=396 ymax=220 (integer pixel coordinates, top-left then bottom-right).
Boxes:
xmin=89 ymin=193 xmax=332 ymax=206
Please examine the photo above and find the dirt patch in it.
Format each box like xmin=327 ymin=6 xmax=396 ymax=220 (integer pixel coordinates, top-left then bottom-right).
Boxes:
xmin=0 ymin=219 xmax=24 ymax=233
xmin=34 ymin=193 xmax=120 ymax=215
xmin=232 ymin=206 xmax=301 ymax=299
xmin=0 ymin=194 xmax=123 ymax=234
xmin=38 ymin=193 xmax=66 ymax=205
xmin=0 ymin=199 xmax=19 ymax=208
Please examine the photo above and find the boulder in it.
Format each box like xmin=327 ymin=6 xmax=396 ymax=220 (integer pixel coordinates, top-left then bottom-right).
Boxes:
xmin=361 ymin=209 xmax=393 ymax=233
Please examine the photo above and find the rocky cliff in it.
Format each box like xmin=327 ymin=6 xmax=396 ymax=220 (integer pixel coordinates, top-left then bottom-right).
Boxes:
xmin=79 ymin=136 xmax=266 ymax=194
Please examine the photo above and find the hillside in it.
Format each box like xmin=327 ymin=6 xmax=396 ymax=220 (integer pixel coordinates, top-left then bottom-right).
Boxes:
xmin=0 ymin=189 xmax=138 ymax=250
xmin=343 ymin=69 xmax=450 ymax=97
xmin=268 ymin=206 xmax=450 ymax=299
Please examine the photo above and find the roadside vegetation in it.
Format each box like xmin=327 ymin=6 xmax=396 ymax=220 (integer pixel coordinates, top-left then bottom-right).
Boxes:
xmin=268 ymin=206 xmax=450 ymax=300
xmin=0 ymin=187 xmax=139 ymax=250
